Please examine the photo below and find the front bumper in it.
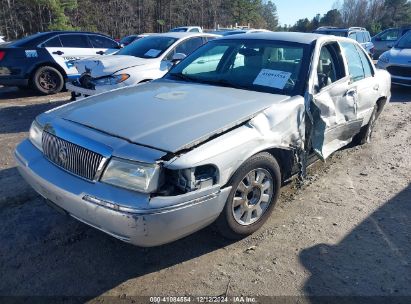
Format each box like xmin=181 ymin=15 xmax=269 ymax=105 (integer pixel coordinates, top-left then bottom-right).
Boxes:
xmin=15 ymin=139 xmax=231 ymax=247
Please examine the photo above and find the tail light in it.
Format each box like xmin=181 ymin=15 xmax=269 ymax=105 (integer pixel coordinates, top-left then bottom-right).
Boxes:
xmin=0 ymin=51 xmax=5 ymax=61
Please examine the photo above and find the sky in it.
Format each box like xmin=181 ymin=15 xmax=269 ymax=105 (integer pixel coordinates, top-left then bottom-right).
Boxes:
xmin=274 ymin=0 xmax=337 ymax=26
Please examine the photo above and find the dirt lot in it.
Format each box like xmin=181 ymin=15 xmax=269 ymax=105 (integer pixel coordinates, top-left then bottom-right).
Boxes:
xmin=0 ymin=85 xmax=410 ymax=301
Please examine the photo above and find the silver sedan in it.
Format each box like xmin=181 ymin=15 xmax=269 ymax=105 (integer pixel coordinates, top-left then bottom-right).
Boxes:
xmin=16 ymin=32 xmax=391 ymax=247
xmin=377 ymin=30 xmax=411 ymax=87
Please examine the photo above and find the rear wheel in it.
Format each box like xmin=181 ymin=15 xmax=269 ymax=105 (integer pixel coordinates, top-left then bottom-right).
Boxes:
xmin=216 ymin=152 xmax=281 ymax=240
xmin=32 ymin=66 xmax=64 ymax=94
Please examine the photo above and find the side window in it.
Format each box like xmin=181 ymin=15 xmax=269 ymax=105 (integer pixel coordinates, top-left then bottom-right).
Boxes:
xmin=365 ymin=31 xmax=371 ymax=42
xmin=379 ymin=29 xmax=399 ymax=41
xmin=175 ymin=37 xmax=204 ymax=55
xmin=43 ymin=36 xmax=62 ymax=48
xmin=316 ymin=44 xmax=343 ymax=90
xmin=60 ymin=34 xmax=91 ymax=48
xmin=341 ymin=42 xmax=365 ymax=82
xmin=348 ymin=32 xmax=357 ymax=41
xmin=355 ymin=45 xmax=373 ymax=78
xmin=358 ymin=32 xmax=366 ymax=43
xmin=89 ymin=35 xmax=118 ymax=49
xmin=189 ymin=28 xmax=200 ymax=32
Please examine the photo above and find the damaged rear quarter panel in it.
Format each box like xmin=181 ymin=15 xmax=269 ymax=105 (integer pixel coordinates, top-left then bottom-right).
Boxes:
xmin=164 ymin=96 xmax=306 ymax=186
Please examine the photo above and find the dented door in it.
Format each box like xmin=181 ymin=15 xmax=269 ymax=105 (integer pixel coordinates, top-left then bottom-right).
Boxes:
xmin=309 ymin=41 xmax=363 ymax=160
xmin=311 ymin=76 xmax=359 ymax=159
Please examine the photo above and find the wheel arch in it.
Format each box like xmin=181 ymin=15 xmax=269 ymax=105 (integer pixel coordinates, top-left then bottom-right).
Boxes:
xmin=224 ymin=146 xmax=296 ymax=187
xmin=28 ymin=62 xmax=67 ymax=86
xmin=375 ymin=96 xmax=387 ymax=118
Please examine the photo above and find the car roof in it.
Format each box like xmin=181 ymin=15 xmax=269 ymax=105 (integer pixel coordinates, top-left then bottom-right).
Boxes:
xmin=149 ymin=32 xmax=217 ymax=39
xmin=9 ymin=31 xmax=114 ymax=48
xmin=218 ymin=32 xmax=325 ymax=44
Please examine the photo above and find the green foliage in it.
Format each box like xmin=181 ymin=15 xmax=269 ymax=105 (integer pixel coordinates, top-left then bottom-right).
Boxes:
xmin=0 ymin=0 xmax=279 ymax=39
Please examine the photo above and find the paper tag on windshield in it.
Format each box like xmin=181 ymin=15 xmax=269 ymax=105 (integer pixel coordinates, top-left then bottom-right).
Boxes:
xmin=253 ymin=69 xmax=292 ymax=89
xmin=144 ymin=49 xmax=162 ymax=57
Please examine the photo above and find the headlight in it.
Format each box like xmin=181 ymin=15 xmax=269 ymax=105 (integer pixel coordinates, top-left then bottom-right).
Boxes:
xmin=29 ymin=120 xmax=43 ymax=151
xmin=101 ymin=158 xmax=160 ymax=193
xmin=378 ymin=52 xmax=390 ymax=64
xmin=94 ymin=74 xmax=130 ymax=86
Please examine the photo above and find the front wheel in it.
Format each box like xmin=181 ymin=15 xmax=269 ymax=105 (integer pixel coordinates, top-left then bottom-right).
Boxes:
xmin=32 ymin=66 xmax=64 ymax=94
xmin=216 ymin=152 xmax=281 ymax=240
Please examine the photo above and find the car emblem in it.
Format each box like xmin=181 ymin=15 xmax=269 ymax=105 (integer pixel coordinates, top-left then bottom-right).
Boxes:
xmin=58 ymin=147 xmax=68 ymax=163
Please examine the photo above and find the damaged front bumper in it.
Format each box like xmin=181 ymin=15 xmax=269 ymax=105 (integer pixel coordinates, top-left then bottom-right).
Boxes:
xmin=15 ymin=139 xmax=231 ymax=247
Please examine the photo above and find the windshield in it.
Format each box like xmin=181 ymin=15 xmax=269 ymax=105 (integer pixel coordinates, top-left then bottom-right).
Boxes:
xmin=396 ymin=31 xmax=411 ymax=48
xmin=166 ymin=39 xmax=310 ymax=96
xmin=117 ymin=36 xmax=177 ymax=58
xmin=315 ymin=30 xmax=347 ymax=37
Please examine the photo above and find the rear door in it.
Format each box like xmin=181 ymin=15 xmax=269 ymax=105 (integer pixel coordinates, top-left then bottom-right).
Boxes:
xmin=44 ymin=34 xmax=96 ymax=77
xmin=341 ymin=41 xmax=380 ymax=124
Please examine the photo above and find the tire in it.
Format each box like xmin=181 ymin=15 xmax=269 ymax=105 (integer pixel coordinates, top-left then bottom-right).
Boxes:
xmin=355 ymin=105 xmax=378 ymax=145
xmin=216 ymin=152 xmax=281 ymax=240
xmin=32 ymin=66 xmax=64 ymax=94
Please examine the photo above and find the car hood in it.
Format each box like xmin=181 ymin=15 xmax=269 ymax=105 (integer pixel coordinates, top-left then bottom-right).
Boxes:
xmin=75 ymin=55 xmax=155 ymax=77
xmin=388 ymin=48 xmax=411 ymax=64
xmin=50 ymin=80 xmax=290 ymax=153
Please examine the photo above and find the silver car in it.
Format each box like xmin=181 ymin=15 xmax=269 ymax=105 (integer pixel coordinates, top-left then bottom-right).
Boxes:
xmin=15 ymin=33 xmax=391 ymax=247
xmin=377 ymin=30 xmax=411 ymax=87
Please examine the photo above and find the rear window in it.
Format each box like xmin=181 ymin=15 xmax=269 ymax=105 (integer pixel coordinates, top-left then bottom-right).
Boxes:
xmin=8 ymin=32 xmax=51 ymax=47
xmin=315 ymin=30 xmax=347 ymax=37
xmin=170 ymin=28 xmax=188 ymax=32
xmin=43 ymin=36 xmax=62 ymax=47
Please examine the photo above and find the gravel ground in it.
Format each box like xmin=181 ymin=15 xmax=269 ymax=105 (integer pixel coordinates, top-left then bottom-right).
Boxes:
xmin=0 ymin=85 xmax=410 ymax=301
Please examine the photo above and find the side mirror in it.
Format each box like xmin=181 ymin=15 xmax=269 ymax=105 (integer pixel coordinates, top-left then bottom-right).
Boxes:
xmin=117 ymin=43 xmax=124 ymax=49
xmin=387 ymin=42 xmax=394 ymax=49
xmin=171 ymin=53 xmax=186 ymax=65
xmin=373 ymin=37 xmax=381 ymax=42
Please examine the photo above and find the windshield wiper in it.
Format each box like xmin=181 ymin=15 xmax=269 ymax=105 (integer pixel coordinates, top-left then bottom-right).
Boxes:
xmin=169 ymin=72 xmax=198 ymax=82
xmin=169 ymin=73 xmax=250 ymax=90
xmin=197 ymin=78 xmax=249 ymax=90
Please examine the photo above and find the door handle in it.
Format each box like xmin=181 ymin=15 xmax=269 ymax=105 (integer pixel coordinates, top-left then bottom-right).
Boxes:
xmin=52 ymin=51 xmax=64 ymax=55
xmin=346 ymin=88 xmax=357 ymax=96
xmin=373 ymin=84 xmax=379 ymax=91
xmin=96 ymin=51 xmax=105 ymax=55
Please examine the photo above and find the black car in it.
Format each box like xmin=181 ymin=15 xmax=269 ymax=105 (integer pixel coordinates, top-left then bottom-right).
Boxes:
xmin=0 ymin=31 xmax=120 ymax=94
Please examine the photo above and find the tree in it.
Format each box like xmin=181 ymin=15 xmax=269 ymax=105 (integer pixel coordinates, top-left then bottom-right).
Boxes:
xmin=292 ymin=18 xmax=312 ymax=32
xmin=261 ymin=1 xmax=278 ymax=30
xmin=320 ymin=9 xmax=343 ymax=27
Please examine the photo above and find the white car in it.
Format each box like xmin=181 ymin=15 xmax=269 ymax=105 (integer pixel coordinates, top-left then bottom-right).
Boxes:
xmin=169 ymin=26 xmax=203 ymax=33
xmin=67 ymin=32 xmax=218 ymax=99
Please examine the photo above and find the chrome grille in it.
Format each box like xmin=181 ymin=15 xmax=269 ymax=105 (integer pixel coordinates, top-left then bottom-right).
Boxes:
xmin=42 ymin=131 xmax=104 ymax=180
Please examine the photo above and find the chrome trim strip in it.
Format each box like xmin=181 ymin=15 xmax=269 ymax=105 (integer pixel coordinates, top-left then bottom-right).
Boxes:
xmin=83 ymin=191 xmax=220 ymax=215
